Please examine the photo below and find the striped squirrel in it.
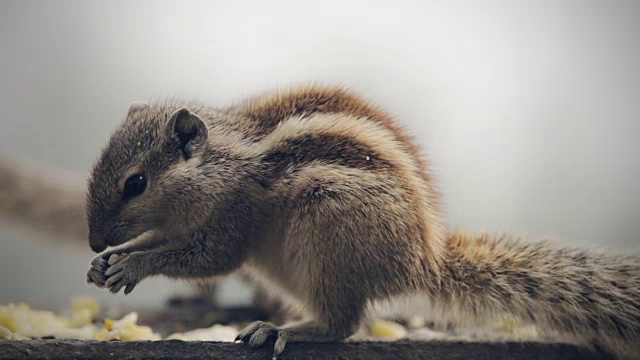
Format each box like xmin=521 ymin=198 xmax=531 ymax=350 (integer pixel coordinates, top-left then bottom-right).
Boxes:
xmin=83 ymin=85 xmax=639 ymax=359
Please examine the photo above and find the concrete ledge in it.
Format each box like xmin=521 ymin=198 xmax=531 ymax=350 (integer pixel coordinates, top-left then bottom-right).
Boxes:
xmin=0 ymin=340 xmax=612 ymax=360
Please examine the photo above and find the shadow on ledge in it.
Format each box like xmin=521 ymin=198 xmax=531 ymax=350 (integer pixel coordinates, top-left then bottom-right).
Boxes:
xmin=0 ymin=339 xmax=613 ymax=360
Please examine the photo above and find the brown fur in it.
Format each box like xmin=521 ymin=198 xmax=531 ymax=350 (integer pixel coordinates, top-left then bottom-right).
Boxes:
xmin=83 ymin=84 xmax=640 ymax=359
xmin=262 ymin=133 xmax=396 ymax=173
xmin=435 ymin=231 xmax=640 ymax=358
xmin=231 ymin=85 xmax=446 ymax=269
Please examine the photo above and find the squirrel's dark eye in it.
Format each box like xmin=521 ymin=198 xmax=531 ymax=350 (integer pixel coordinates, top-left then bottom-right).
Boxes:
xmin=123 ymin=174 xmax=147 ymax=200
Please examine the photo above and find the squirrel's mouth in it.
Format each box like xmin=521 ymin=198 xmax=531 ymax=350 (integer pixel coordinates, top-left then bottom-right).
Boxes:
xmin=90 ymin=242 xmax=107 ymax=253
xmin=88 ymin=221 xmax=151 ymax=253
xmin=88 ymin=225 xmax=117 ymax=253
xmin=88 ymin=230 xmax=108 ymax=253
xmin=88 ymin=230 xmax=107 ymax=253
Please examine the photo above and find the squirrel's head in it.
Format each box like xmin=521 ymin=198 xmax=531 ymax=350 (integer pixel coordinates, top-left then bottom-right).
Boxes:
xmin=86 ymin=101 xmax=219 ymax=253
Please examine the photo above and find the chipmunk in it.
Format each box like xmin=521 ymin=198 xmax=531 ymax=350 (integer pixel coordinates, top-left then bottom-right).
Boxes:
xmin=84 ymin=85 xmax=640 ymax=359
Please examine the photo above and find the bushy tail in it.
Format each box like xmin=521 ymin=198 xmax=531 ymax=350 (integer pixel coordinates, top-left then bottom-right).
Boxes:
xmin=434 ymin=231 xmax=640 ymax=359
xmin=0 ymin=156 xmax=87 ymax=245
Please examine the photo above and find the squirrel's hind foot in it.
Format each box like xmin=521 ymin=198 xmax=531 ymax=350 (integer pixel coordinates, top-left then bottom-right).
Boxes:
xmin=236 ymin=320 xmax=348 ymax=359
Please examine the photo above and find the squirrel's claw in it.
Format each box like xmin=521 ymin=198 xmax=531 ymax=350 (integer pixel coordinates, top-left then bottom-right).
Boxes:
xmin=236 ymin=321 xmax=278 ymax=346
xmin=236 ymin=321 xmax=293 ymax=358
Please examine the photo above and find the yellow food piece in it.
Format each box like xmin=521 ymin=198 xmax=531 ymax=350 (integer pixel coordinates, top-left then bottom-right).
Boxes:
xmin=68 ymin=308 xmax=93 ymax=328
xmin=165 ymin=332 xmax=187 ymax=341
xmin=108 ymin=254 xmax=126 ymax=266
xmin=0 ymin=325 xmax=12 ymax=339
xmin=104 ymin=318 xmax=114 ymax=332
xmin=104 ymin=311 xmax=137 ymax=332
xmin=0 ymin=300 xmax=158 ymax=340
xmin=95 ymin=329 xmax=121 ymax=341
xmin=1 ymin=298 xmax=226 ymax=342
xmin=0 ymin=306 xmax=17 ymax=332
xmin=70 ymin=297 xmax=100 ymax=319
xmin=370 ymin=319 xmax=407 ymax=340
xmin=103 ymin=312 xmax=160 ymax=340
xmin=119 ymin=323 xmax=160 ymax=340
xmin=170 ymin=324 xmax=238 ymax=342
xmin=0 ymin=325 xmax=29 ymax=340
xmin=0 ymin=303 xmax=76 ymax=339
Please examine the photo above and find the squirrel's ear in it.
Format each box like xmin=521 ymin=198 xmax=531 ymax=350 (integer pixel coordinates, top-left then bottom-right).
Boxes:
xmin=165 ymin=108 xmax=208 ymax=159
xmin=127 ymin=101 xmax=149 ymax=118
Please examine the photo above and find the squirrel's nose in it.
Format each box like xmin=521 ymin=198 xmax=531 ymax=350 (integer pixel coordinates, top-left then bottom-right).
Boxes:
xmin=88 ymin=230 xmax=107 ymax=253
xmin=90 ymin=242 xmax=107 ymax=253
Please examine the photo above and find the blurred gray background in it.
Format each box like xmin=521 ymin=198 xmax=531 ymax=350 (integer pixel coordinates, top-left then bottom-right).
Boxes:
xmin=1 ymin=0 xmax=639 ymax=311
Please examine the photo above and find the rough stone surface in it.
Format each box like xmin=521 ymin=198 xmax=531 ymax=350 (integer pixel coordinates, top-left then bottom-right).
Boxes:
xmin=0 ymin=340 xmax=613 ymax=360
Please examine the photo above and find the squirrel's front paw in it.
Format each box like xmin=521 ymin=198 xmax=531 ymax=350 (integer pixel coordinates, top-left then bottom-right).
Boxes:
xmin=86 ymin=252 xmax=127 ymax=288
xmin=102 ymin=253 xmax=142 ymax=295
xmin=87 ymin=252 xmax=141 ymax=294
xmin=86 ymin=254 xmax=109 ymax=288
